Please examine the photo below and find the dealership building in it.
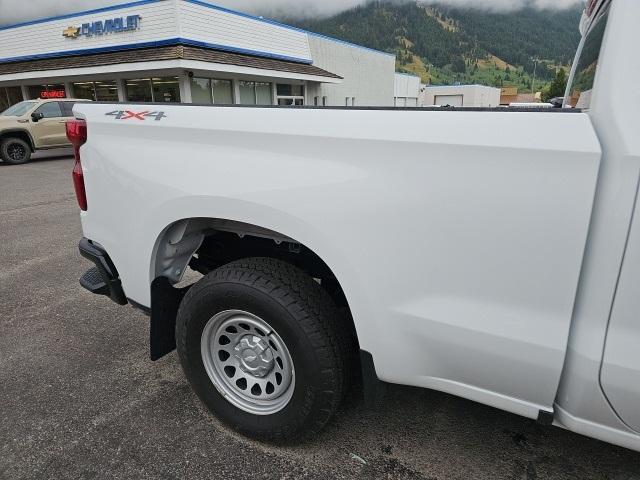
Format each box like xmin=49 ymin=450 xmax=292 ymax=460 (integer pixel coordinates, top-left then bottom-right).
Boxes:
xmin=0 ymin=0 xmax=399 ymax=111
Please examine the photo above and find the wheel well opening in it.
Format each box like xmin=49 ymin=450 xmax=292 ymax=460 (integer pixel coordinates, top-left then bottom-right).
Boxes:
xmin=192 ymin=230 xmax=350 ymax=308
xmin=0 ymin=131 xmax=34 ymax=151
xmin=152 ymin=218 xmax=370 ymax=396
xmin=153 ymin=218 xmax=357 ymax=345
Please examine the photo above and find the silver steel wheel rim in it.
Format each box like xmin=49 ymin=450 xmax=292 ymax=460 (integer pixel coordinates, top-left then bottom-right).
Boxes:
xmin=201 ymin=310 xmax=295 ymax=415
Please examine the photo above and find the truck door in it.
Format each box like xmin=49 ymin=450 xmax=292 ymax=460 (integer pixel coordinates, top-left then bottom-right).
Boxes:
xmin=600 ymin=185 xmax=640 ymax=432
xmin=30 ymin=102 xmax=68 ymax=147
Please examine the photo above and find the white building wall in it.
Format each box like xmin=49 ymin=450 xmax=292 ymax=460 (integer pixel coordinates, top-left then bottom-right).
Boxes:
xmin=306 ymin=35 xmax=395 ymax=107
xmin=421 ymin=85 xmax=501 ymax=108
xmin=0 ymin=0 xmax=312 ymax=65
xmin=176 ymin=1 xmax=311 ymax=63
xmin=394 ymin=73 xmax=421 ymax=107
xmin=0 ymin=1 xmax=178 ymax=62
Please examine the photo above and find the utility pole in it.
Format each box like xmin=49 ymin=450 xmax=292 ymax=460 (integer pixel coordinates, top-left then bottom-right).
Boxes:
xmin=531 ymin=58 xmax=539 ymax=94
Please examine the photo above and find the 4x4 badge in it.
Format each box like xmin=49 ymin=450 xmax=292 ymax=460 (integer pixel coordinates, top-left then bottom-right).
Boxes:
xmin=105 ymin=110 xmax=166 ymax=121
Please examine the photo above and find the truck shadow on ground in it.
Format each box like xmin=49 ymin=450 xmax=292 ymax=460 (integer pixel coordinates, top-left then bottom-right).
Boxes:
xmin=269 ymin=380 xmax=640 ymax=480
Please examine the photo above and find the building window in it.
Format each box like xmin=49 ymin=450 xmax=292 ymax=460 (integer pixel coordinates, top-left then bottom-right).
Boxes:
xmin=239 ymin=81 xmax=255 ymax=105
xmin=190 ymin=77 xmax=233 ymax=104
xmin=239 ymin=81 xmax=272 ymax=105
xmin=276 ymin=83 xmax=304 ymax=106
xmin=345 ymin=97 xmax=351 ymax=107
xmin=152 ymin=77 xmax=180 ymax=103
xmin=95 ymin=81 xmax=119 ymax=101
xmin=277 ymin=98 xmax=304 ymax=106
xmin=73 ymin=82 xmax=95 ymax=101
xmin=322 ymin=96 xmax=328 ymax=106
xmin=126 ymin=79 xmax=152 ymax=102
xmin=313 ymin=96 xmax=319 ymax=106
xmin=72 ymin=81 xmax=118 ymax=101
xmin=126 ymin=77 xmax=180 ymax=103
xmin=190 ymin=77 xmax=212 ymax=104
xmin=276 ymin=84 xmax=303 ymax=96
xmin=0 ymin=86 xmax=23 ymax=112
xmin=28 ymin=84 xmax=66 ymax=100
xmin=352 ymin=97 xmax=356 ymax=106
xmin=212 ymin=79 xmax=233 ymax=104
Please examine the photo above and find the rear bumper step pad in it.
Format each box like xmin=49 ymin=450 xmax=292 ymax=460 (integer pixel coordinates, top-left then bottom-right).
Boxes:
xmin=78 ymin=237 xmax=127 ymax=305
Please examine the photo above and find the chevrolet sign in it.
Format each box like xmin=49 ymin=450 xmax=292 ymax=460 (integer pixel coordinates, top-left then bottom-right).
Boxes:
xmin=62 ymin=15 xmax=141 ymax=38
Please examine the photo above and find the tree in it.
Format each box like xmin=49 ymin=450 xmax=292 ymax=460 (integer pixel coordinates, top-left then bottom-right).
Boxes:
xmin=451 ymin=56 xmax=466 ymax=73
xmin=542 ymin=68 xmax=567 ymax=101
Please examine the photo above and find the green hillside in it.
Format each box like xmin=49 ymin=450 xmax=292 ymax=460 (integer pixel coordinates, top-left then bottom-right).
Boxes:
xmin=287 ymin=1 xmax=582 ymax=91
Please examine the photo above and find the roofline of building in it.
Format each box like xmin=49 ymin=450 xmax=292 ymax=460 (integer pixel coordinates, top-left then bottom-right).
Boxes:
xmin=0 ymin=0 xmax=396 ymax=59
xmin=0 ymin=58 xmax=343 ymax=85
xmin=0 ymin=38 xmax=314 ymax=65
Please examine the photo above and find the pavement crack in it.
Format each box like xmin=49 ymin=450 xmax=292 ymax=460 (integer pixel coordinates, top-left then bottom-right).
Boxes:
xmin=0 ymin=195 xmax=75 ymax=215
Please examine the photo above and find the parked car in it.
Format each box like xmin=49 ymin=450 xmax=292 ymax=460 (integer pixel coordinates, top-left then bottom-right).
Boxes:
xmin=0 ymin=98 xmax=91 ymax=164
xmin=71 ymin=0 xmax=640 ymax=451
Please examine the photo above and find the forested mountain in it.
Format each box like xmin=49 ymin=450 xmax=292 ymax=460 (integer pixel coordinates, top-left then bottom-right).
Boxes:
xmin=287 ymin=1 xmax=582 ymax=90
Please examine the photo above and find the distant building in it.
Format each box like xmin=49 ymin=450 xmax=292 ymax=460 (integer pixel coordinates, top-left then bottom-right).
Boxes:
xmin=421 ymin=84 xmax=501 ymax=108
xmin=500 ymin=87 xmax=519 ymax=105
xmin=393 ymin=73 xmax=421 ymax=107
xmin=500 ymin=87 xmax=544 ymax=106
xmin=568 ymin=90 xmax=581 ymax=107
xmin=0 ymin=0 xmax=396 ymax=110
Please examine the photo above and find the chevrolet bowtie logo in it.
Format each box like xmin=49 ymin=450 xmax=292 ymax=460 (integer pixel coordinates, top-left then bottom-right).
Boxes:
xmin=62 ymin=26 xmax=80 ymax=38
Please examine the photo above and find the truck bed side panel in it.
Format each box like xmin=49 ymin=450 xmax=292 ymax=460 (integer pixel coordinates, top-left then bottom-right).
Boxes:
xmin=76 ymin=104 xmax=601 ymax=418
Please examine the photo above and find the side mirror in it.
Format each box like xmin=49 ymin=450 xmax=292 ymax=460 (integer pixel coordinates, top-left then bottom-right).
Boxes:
xmin=31 ymin=112 xmax=44 ymax=122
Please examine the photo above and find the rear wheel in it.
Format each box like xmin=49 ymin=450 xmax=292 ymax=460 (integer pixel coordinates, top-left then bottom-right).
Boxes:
xmin=176 ymin=257 xmax=348 ymax=441
xmin=0 ymin=138 xmax=31 ymax=165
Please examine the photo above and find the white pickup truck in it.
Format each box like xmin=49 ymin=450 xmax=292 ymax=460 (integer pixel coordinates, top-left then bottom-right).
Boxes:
xmin=72 ymin=0 xmax=640 ymax=449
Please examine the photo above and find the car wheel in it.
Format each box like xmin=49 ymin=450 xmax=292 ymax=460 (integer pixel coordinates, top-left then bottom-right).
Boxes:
xmin=0 ymin=138 xmax=32 ymax=165
xmin=176 ymin=257 xmax=348 ymax=441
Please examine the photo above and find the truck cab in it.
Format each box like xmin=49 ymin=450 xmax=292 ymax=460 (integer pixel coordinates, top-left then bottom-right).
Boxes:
xmin=0 ymin=98 xmax=91 ymax=164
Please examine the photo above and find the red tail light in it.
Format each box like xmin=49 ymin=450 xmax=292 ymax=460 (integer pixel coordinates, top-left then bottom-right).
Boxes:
xmin=66 ymin=119 xmax=88 ymax=211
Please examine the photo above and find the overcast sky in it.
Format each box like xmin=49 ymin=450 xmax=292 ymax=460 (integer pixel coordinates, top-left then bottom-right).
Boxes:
xmin=0 ymin=0 xmax=583 ymax=26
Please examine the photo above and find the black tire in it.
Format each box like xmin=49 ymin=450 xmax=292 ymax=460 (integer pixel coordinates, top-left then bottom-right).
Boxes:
xmin=176 ymin=257 xmax=348 ymax=441
xmin=0 ymin=138 xmax=32 ymax=165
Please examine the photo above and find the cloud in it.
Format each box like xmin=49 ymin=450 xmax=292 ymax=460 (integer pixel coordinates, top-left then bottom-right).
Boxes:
xmin=0 ymin=0 xmax=584 ymax=26
xmin=420 ymin=0 xmax=582 ymax=12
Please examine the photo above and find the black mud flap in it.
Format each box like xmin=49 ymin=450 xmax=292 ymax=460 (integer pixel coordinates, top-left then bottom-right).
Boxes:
xmin=149 ymin=277 xmax=191 ymax=361
xmin=360 ymin=350 xmax=386 ymax=407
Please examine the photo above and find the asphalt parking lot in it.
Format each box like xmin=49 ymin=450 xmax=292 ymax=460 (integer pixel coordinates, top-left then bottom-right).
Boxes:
xmin=2 ymin=155 xmax=640 ymax=480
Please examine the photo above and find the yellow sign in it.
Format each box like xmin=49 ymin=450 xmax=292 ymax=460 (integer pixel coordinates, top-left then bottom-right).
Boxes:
xmin=62 ymin=26 xmax=80 ymax=38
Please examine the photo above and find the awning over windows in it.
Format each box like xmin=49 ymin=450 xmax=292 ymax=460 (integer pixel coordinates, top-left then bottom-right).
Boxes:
xmin=0 ymin=45 xmax=342 ymax=80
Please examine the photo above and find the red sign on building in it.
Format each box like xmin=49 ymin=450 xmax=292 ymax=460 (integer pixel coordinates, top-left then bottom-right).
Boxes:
xmin=40 ymin=89 xmax=66 ymax=99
